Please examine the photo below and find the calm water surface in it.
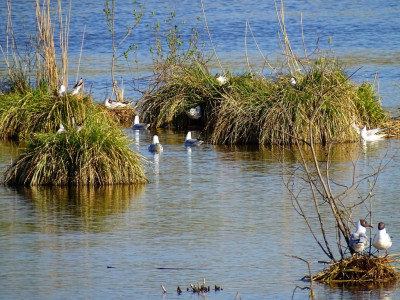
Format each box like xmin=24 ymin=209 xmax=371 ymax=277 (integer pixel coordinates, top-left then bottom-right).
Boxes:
xmin=1 ymin=1 xmax=400 ymax=299
xmin=2 ymin=131 xmax=400 ymax=299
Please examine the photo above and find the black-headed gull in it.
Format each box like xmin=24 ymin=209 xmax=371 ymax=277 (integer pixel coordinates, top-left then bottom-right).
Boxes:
xmin=186 ymin=105 xmax=201 ymax=119
xmin=58 ymin=84 xmax=66 ymax=97
xmin=57 ymin=123 xmax=65 ymax=134
xmin=105 ymin=98 xmax=127 ymax=109
xmin=215 ymin=73 xmax=227 ymax=85
xmin=290 ymin=77 xmax=298 ymax=89
xmin=148 ymin=135 xmax=163 ymax=153
xmin=132 ymin=115 xmax=150 ymax=130
xmin=373 ymin=222 xmax=392 ymax=255
xmin=184 ymin=131 xmax=203 ymax=147
xmin=349 ymin=219 xmax=373 ymax=254
xmin=360 ymin=125 xmax=386 ymax=141
xmin=71 ymin=78 xmax=84 ymax=95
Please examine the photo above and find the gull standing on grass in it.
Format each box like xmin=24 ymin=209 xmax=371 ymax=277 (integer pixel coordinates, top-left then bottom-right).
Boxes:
xmin=132 ymin=115 xmax=150 ymax=130
xmin=373 ymin=222 xmax=392 ymax=255
xmin=148 ymin=135 xmax=163 ymax=153
xmin=290 ymin=77 xmax=298 ymax=89
xmin=349 ymin=219 xmax=373 ymax=254
xmin=184 ymin=131 xmax=203 ymax=147
xmin=57 ymin=123 xmax=65 ymax=134
xmin=104 ymin=98 xmax=127 ymax=109
xmin=58 ymin=84 xmax=66 ymax=97
xmin=71 ymin=78 xmax=84 ymax=95
xmin=215 ymin=73 xmax=227 ymax=85
xmin=186 ymin=105 xmax=201 ymax=119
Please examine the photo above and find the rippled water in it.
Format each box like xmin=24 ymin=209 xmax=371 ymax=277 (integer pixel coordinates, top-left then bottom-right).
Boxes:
xmin=1 ymin=1 xmax=400 ymax=299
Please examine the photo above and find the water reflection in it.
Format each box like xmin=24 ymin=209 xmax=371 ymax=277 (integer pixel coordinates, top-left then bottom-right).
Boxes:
xmin=9 ymin=184 xmax=145 ymax=233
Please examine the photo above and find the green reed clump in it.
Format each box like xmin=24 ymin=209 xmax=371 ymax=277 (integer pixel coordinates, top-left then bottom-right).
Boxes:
xmin=137 ymin=62 xmax=220 ymax=129
xmin=0 ymin=89 xmax=90 ymax=141
xmin=3 ymin=107 xmax=148 ymax=186
xmin=139 ymin=57 xmax=388 ymax=145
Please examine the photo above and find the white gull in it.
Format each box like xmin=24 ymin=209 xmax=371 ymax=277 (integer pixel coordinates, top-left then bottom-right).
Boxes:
xmin=373 ymin=222 xmax=392 ymax=255
xmin=349 ymin=219 xmax=373 ymax=254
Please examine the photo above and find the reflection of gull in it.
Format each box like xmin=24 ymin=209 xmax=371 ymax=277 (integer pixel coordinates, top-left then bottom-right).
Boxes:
xmin=187 ymin=146 xmax=192 ymax=184
xmin=215 ymin=73 xmax=227 ymax=85
xmin=184 ymin=131 xmax=203 ymax=147
xmin=373 ymin=222 xmax=392 ymax=255
xmin=360 ymin=125 xmax=386 ymax=141
xmin=148 ymin=135 xmax=163 ymax=153
xmin=350 ymin=219 xmax=373 ymax=254
xmin=186 ymin=105 xmax=201 ymax=119
xmin=105 ymin=98 xmax=127 ymax=109
xmin=132 ymin=115 xmax=150 ymax=130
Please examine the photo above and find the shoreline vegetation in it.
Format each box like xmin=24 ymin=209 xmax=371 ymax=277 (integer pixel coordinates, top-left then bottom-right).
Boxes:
xmin=0 ymin=0 xmax=399 ymax=291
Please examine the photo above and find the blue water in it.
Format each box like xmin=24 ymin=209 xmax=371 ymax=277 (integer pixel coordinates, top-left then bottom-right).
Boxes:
xmin=1 ymin=1 xmax=400 ymax=299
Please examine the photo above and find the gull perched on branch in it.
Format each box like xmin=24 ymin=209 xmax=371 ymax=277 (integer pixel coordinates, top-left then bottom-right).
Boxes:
xmin=349 ymin=219 xmax=373 ymax=254
xmin=186 ymin=105 xmax=201 ymax=119
xmin=373 ymin=222 xmax=392 ymax=256
xmin=148 ymin=135 xmax=163 ymax=153
xmin=184 ymin=131 xmax=203 ymax=147
xmin=132 ymin=115 xmax=150 ymax=130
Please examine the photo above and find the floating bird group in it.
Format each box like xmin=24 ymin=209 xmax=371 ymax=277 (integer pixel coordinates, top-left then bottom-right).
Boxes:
xmin=349 ymin=219 xmax=392 ymax=256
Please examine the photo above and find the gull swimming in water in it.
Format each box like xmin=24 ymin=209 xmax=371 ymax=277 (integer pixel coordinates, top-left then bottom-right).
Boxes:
xmin=215 ymin=73 xmax=227 ymax=85
xmin=148 ymin=135 xmax=163 ymax=153
xmin=132 ymin=115 xmax=150 ymax=130
xmin=349 ymin=219 xmax=373 ymax=255
xmin=186 ymin=105 xmax=201 ymax=119
xmin=104 ymin=98 xmax=127 ymax=109
xmin=184 ymin=131 xmax=203 ymax=147
xmin=71 ymin=78 xmax=84 ymax=95
xmin=373 ymin=222 xmax=392 ymax=255
xmin=360 ymin=125 xmax=386 ymax=141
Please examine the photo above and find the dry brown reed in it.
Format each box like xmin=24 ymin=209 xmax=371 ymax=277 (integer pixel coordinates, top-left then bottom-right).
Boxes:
xmin=312 ymin=255 xmax=400 ymax=283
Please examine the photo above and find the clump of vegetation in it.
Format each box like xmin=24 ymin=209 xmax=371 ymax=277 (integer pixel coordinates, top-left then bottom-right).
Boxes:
xmin=3 ymin=105 xmax=148 ymax=186
xmin=0 ymin=90 xmax=90 ymax=141
xmin=312 ymin=256 xmax=400 ymax=283
xmin=137 ymin=57 xmax=388 ymax=145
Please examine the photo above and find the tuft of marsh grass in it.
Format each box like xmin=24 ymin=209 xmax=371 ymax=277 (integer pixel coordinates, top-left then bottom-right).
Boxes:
xmin=0 ymin=89 xmax=91 ymax=141
xmin=138 ymin=57 xmax=388 ymax=145
xmin=3 ymin=107 xmax=148 ymax=186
